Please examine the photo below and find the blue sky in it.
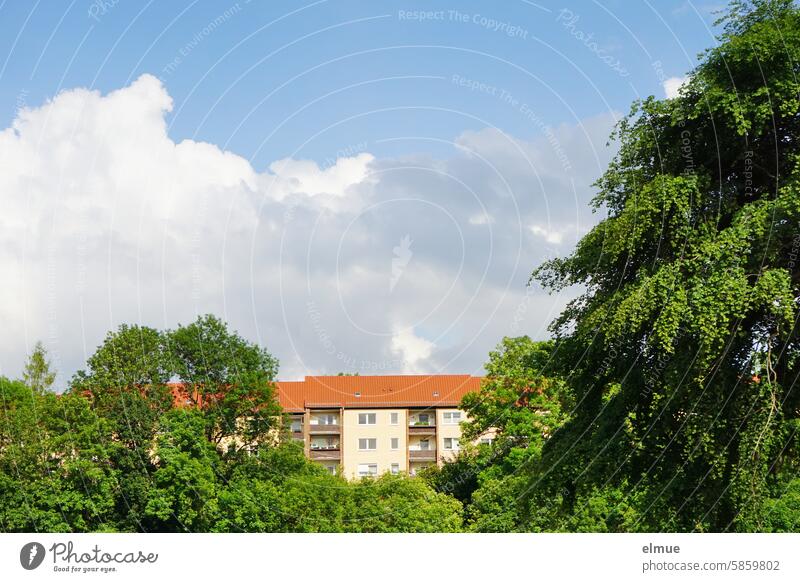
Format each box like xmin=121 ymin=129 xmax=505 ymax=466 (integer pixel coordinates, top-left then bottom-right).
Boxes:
xmin=0 ymin=1 xmax=726 ymax=386
xmin=0 ymin=1 xmax=719 ymax=166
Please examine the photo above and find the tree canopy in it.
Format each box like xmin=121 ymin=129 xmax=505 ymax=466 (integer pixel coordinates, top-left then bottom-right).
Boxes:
xmin=527 ymin=0 xmax=800 ymax=531
xmin=1 ymin=317 xmax=463 ymax=533
xmin=2 ymin=0 xmax=800 ymax=534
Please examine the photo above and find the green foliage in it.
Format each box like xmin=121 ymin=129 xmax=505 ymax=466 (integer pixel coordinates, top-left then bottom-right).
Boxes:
xmin=528 ymin=0 xmax=800 ymax=531
xmin=347 ymin=474 xmax=463 ymax=532
xmin=169 ymin=315 xmax=282 ymax=450
xmin=21 ymin=341 xmax=56 ymax=394
xmin=0 ymin=377 xmax=119 ymax=532
xmin=423 ymin=337 xmax=572 ymax=532
xmin=0 ymin=314 xmax=464 ymax=533
xmin=144 ymin=409 xmax=222 ymax=531
xmin=763 ymin=478 xmax=800 ymax=532
xmin=72 ymin=324 xmax=173 ymax=391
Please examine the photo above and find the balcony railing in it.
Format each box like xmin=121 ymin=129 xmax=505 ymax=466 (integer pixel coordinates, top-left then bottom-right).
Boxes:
xmin=409 ymin=449 xmax=437 ymax=461
xmin=310 ymin=448 xmax=341 ymax=460
xmin=408 ymin=423 xmax=436 ymax=435
xmin=309 ymin=424 xmax=340 ymax=434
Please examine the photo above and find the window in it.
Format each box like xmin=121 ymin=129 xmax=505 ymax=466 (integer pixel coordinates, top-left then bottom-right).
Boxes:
xmin=415 ymin=413 xmax=430 ymax=426
xmin=480 ymin=437 xmax=493 ymax=445
xmin=358 ymin=463 xmax=377 ymax=476
xmin=390 ymin=412 xmax=399 ymax=425
xmin=391 ymin=437 xmax=399 ymax=450
xmin=358 ymin=412 xmax=376 ymax=425
xmin=290 ymin=420 xmax=302 ymax=432
xmin=311 ymin=436 xmax=338 ymax=450
xmin=358 ymin=438 xmax=377 ymax=450
xmin=325 ymin=465 xmax=337 ymax=475
xmin=444 ymin=437 xmax=459 ymax=451
xmin=391 ymin=463 xmax=400 ymax=475
xmin=314 ymin=414 xmax=337 ymax=425
xmin=419 ymin=438 xmax=430 ymax=451
xmin=443 ymin=411 xmax=462 ymax=425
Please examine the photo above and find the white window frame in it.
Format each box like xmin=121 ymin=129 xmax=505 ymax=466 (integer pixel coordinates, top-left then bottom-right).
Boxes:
xmin=390 ymin=463 xmax=400 ymax=475
xmin=443 ymin=411 xmax=462 ymax=425
xmin=313 ymin=413 xmax=337 ymax=426
xmin=358 ymin=463 xmax=378 ymax=476
xmin=390 ymin=437 xmax=399 ymax=450
xmin=390 ymin=412 xmax=399 ymax=425
xmin=444 ymin=437 xmax=459 ymax=451
xmin=358 ymin=412 xmax=377 ymax=425
xmin=358 ymin=438 xmax=377 ymax=451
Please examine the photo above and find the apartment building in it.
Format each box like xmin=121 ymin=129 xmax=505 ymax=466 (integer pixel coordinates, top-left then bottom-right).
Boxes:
xmin=277 ymin=375 xmax=483 ymax=478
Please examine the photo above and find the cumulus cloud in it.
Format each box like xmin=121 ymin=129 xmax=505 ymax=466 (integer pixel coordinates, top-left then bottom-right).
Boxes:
xmin=663 ymin=75 xmax=689 ymax=99
xmin=391 ymin=327 xmax=435 ymax=374
xmin=0 ymin=75 xmax=617 ymax=387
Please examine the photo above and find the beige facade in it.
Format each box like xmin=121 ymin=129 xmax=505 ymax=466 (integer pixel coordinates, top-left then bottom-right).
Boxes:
xmin=289 ymin=406 xmax=486 ymax=478
xmin=279 ymin=375 xmax=485 ymax=479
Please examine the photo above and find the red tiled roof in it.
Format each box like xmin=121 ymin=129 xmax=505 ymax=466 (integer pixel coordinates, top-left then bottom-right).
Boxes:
xmin=277 ymin=375 xmax=482 ymax=412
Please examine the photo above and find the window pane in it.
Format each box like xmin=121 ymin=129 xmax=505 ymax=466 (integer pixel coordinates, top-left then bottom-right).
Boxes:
xmin=391 ymin=437 xmax=399 ymax=450
xmin=390 ymin=412 xmax=399 ymax=424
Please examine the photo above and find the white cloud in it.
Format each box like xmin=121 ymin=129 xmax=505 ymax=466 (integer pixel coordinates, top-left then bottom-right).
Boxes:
xmin=663 ymin=76 xmax=689 ymax=99
xmin=0 ymin=75 xmax=617 ymax=387
xmin=468 ymin=214 xmax=493 ymax=225
xmin=263 ymin=153 xmax=374 ymax=202
xmin=391 ymin=327 xmax=435 ymax=373
xmin=530 ymin=224 xmax=564 ymax=245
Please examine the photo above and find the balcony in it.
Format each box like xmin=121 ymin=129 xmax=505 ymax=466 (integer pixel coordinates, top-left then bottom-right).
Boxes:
xmin=408 ymin=423 xmax=436 ymax=436
xmin=309 ymin=424 xmax=340 ymax=435
xmin=310 ymin=447 xmax=341 ymax=461
xmin=409 ymin=448 xmax=437 ymax=461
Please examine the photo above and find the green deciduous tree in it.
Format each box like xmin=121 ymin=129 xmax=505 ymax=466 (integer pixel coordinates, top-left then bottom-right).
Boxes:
xmin=530 ymin=0 xmax=800 ymax=531
xmin=21 ymin=341 xmax=56 ymax=394
xmin=68 ymin=324 xmax=175 ymax=531
xmin=168 ymin=314 xmax=282 ymax=452
xmin=347 ymin=474 xmax=463 ymax=532
xmin=0 ymin=378 xmax=119 ymax=532
xmin=144 ymin=409 xmax=221 ymax=531
xmin=72 ymin=324 xmax=173 ymax=392
xmin=425 ymin=337 xmax=572 ymax=531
